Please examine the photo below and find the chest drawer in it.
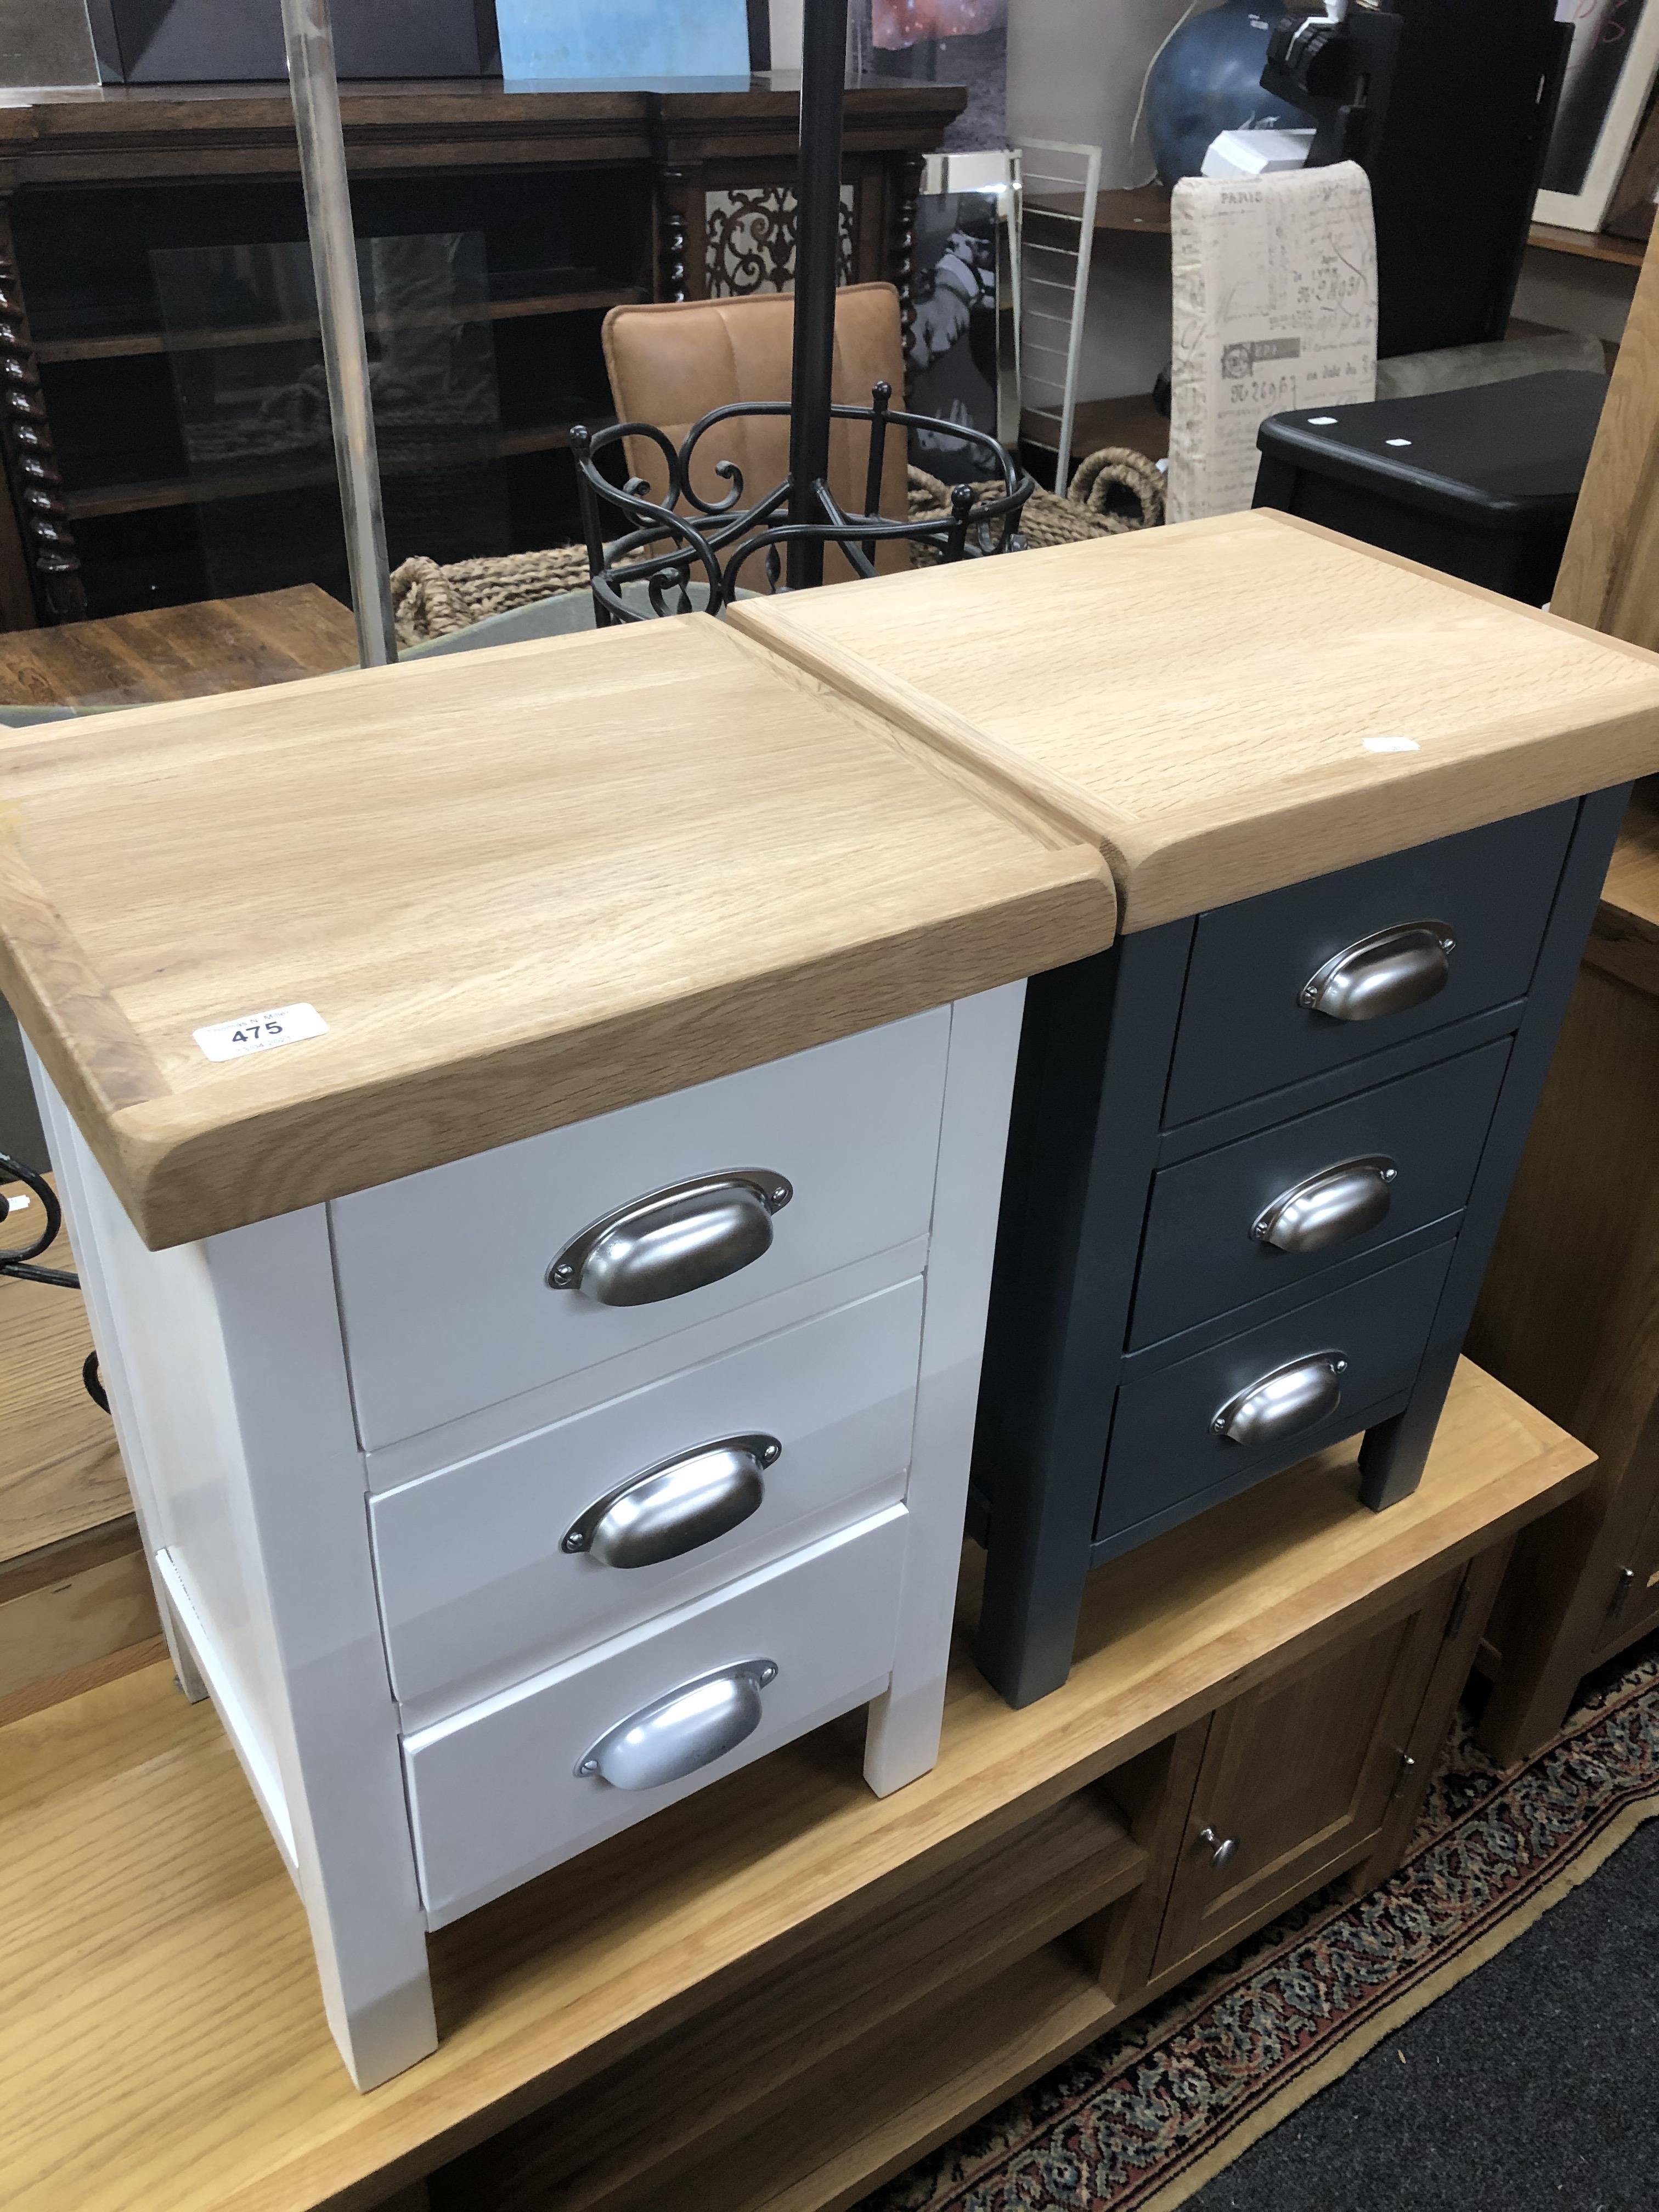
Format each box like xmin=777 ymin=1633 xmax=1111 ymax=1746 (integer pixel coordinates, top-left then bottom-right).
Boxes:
xmin=371 ymin=1279 xmax=922 ymax=1718
xmin=331 ymin=1008 xmax=951 ymax=1449
xmin=402 ymin=1504 xmax=907 ymax=1926
xmin=1098 ymin=1239 xmax=1457 ymax=1551
xmin=1163 ymin=803 xmax=1575 ymax=1127
xmin=1128 ymin=1037 xmax=1510 ymax=1350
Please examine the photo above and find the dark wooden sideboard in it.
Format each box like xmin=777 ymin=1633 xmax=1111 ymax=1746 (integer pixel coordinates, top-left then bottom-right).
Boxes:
xmin=1468 ymin=791 xmax=1659 ymax=1756
xmin=0 ymin=75 xmax=960 ymax=630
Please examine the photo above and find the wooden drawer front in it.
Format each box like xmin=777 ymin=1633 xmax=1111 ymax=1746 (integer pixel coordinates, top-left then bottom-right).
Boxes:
xmin=1098 ymin=1240 xmax=1456 ymax=1548
xmin=371 ymin=1280 xmax=923 ymax=1719
xmin=1163 ymin=804 xmax=1575 ymax=1127
xmin=402 ymin=1505 xmax=907 ymax=1926
xmin=331 ymin=1009 xmax=951 ymax=1450
xmin=1128 ymin=1039 xmax=1510 ymax=1350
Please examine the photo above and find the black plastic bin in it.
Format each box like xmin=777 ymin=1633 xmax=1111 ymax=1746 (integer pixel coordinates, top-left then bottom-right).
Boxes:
xmin=1252 ymin=370 xmax=1606 ymax=604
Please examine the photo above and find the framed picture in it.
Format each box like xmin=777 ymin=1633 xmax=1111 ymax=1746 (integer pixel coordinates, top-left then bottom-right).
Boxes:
xmin=904 ymin=196 xmax=996 ymax=482
xmin=86 ymin=0 xmax=498 ymax=81
xmin=86 ymin=0 xmax=770 ymax=84
xmin=1604 ymin=83 xmax=1659 ymax=236
xmin=847 ymin=0 xmax=1008 ymax=154
xmin=1 ymin=0 xmax=100 ymax=87
xmin=1536 ymin=0 xmax=1659 ymax=232
xmin=494 ymin=0 xmax=748 ymax=82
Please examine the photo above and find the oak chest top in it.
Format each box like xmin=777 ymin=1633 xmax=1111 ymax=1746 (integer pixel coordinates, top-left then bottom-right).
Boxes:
xmin=730 ymin=510 xmax=1659 ymax=930
xmin=0 ymin=613 xmax=1114 ymax=1249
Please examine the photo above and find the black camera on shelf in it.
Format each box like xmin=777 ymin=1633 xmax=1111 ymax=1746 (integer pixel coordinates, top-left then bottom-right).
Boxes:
xmin=1260 ymin=2 xmax=1403 ymax=167
xmin=1257 ymin=0 xmax=1569 ymax=360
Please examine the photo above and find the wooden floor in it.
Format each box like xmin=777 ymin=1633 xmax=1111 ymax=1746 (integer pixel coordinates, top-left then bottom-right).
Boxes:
xmin=0 ymin=1359 xmax=1590 ymax=2212
xmin=0 ymin=1182 xmax=161 ymax=1725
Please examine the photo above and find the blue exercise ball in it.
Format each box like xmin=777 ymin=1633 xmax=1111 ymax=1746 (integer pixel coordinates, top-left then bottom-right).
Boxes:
xmin=1145 ymin=0 xmax=1313 ymax=186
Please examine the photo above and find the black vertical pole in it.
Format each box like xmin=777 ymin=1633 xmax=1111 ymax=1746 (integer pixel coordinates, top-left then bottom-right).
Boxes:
xmin=787 ymin=0 xmax=848 ymax=590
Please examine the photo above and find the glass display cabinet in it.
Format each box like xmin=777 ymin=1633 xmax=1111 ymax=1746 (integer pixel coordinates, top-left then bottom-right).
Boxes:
xmin=0 ymin=77 xmax=960 ymax=626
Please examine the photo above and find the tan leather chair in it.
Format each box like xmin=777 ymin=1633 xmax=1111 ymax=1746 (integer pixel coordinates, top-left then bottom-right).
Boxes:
xmin=601 ymin=283 xmax=910 ymax=584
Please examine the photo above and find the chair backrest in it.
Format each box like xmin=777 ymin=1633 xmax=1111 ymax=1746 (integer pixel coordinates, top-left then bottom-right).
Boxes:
xmin=601 ymin=283 xmax=910 ymax=585
xmin=1167 ymin=161 xmax=1378 ymax=526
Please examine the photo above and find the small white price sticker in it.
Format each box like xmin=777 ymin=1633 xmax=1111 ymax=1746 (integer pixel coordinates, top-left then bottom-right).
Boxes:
xmin=193 ymin=1002 xmax=328 ymax=1063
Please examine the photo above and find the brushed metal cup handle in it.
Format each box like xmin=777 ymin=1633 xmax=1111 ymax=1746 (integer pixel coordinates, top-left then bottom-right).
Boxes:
xmin=562 ymin=1434 xmax=781 ymax=1569
xmin=1252 ymin=1156 xmax=1398 ymax=1254
xmin=1198 ymin=1825 xmax=1239 ymax=1870
xmin=1211 ymin=1351 xmax=1347 ymax=1446
xmin=1299 ymin=921 xmax=1455 ymax=1023
xmin=576 ymin=1660 xmax=778 ymax=1790
xmin=548 ymin=1170 xmax=792 ymax=1306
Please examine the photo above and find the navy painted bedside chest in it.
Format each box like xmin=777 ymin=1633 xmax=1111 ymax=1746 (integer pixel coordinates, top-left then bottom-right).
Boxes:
xmin=730 ymin=509 xmax=1659 ymax=1704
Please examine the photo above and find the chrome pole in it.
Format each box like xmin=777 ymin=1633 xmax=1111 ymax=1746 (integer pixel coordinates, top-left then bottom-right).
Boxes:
xmin=280 ymin=0 xmax=397 ymax=665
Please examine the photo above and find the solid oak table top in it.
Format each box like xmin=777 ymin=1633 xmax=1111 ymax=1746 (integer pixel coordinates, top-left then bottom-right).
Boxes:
xmin=0 ymin=589 xmax=356 ymax=1599
xmin=1602 ymin=787 xmax=1659 ymax=932
xmin=0 ymin=1178 xmax=129 ymax=1595
xmin=1581 ymin=788 xmax=1659 ymax=1001
xmin=0 ymin=590 xmax=351 ymax=1588
xmin=0 ymin=1357 xmax=1590 ymax=2212
xmin=0 ymin=612 xmax=1114 ymax=1249
xmin=0 ymin=586 xmax=357 ymax=712
xmin=730 ymin=510 xmax=1659 ymax=930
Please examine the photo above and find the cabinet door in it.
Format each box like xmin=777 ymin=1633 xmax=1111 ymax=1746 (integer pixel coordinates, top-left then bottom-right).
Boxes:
xmin=1152 ymin=1581 xmax=1455 ymax=1980
xmin=1591 ymin=1479 xmax=1659 ymax=1664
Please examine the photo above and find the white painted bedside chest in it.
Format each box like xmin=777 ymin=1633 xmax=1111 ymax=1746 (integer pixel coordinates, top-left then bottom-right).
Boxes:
xmin=0 ymin=613 xmax=1115 ymax=2087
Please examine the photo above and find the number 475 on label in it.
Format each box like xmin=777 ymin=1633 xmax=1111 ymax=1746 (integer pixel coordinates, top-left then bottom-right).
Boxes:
xmin=193 ymin=1002 xmax=329 ymax=1063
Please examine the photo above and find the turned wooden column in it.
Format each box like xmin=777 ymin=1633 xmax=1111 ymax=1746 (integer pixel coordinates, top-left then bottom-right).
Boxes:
xmin=887 ymin=149 xmax=924 ymax=398
xmin=0 ymin=200 xmax=84 ymax=628
xmin=654 ymin=162 xmax=709 ymax=303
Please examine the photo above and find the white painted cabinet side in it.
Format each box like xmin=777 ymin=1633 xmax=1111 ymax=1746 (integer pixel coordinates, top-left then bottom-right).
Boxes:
xmin=202 ymin=1209 xmax=436 ymax=2089
xmin=863 ymin=980 xmax=1026 ymax=1795
xmin=28 ymin=1053 xmax=200 ymax=1697
xmin=33 ymin=1079 xmax=284 ymax=1756
xmin=29 ymin=1059 xmax=434 ymax=2090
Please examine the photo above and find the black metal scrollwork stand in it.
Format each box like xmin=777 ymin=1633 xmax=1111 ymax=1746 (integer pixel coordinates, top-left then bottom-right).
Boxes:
xmin=571 ymin=0 xmax=1032 ymax=624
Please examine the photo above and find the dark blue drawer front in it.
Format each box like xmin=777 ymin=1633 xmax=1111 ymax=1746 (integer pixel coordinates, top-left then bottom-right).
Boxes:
xmin=1163 ymin=803 xmax=1576 ymax=1127
xmin=1128 ymin=1037 xmax=1510 ymax=1350
xmin=1097 ymin=1239 xmax=1456 ymax=1546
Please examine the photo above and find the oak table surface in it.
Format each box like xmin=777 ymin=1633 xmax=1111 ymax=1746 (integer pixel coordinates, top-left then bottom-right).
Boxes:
xmin=0 ymin=1357 xmax=1589 ymax=2212
xmin=1565 ymin=786 xmax=1659 ymax=1006
xmin=1599 ymin=786 xmax=1659 ymax=955
xmin=0 ymin=592 xmax=356 ymax=1671
xmin=730 ymin=510 xmax=1659 ymax=930
xmin=0 ymin=588 xmax=348 ymax=1486
xmin=0 ymin=612 xmax=1115 ymax=1250
xmin=0 ymin=1173 xmax=164 ymax=1729
xmin=0 ymin=1184 xmax=127 ymax=1589
xmin=0 ymin=585 xmax=357 ymax=711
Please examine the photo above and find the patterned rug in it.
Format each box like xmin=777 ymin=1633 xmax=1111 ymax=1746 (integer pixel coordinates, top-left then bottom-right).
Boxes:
xmin=859 ymin=1631 xmax=1659 ymax=2212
